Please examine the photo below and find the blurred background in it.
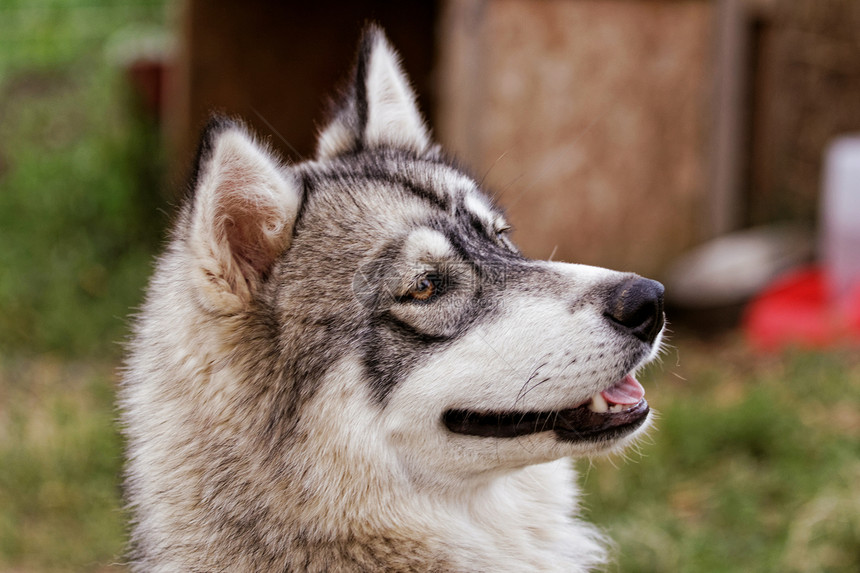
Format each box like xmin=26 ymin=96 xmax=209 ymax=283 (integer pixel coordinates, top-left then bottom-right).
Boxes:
xmin=0 ymin=0 xmax=858 ymax=571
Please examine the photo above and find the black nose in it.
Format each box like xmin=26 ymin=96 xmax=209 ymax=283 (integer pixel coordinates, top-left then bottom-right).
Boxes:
xmin=604 ymin=277 xmax=665 ymax=344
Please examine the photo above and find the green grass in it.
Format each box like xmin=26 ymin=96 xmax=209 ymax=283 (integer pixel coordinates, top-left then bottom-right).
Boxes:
xmin=580 ymin=336 xmax=860 ymax=572
xmin=0 ymin=357 xmax=126 ymax=572
xmin=0 ymin=2 xmax=166 ymax=570
xmin=0 ymin=0 xmax=167 ymax=358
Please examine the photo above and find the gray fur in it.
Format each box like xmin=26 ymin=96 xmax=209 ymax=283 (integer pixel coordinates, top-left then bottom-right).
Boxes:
xmin=121 ymin=26 xmax=664 ymax=572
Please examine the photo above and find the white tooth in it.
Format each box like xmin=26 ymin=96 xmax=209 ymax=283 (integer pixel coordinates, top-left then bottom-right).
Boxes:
xmin=609 ymin=404 xmax=624 ymax=413
xmin=588 ymin=393 xmax=609 ymax=413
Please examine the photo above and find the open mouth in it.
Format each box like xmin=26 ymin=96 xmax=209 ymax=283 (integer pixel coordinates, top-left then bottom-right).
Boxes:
xmin=443 ymin=375 xmax=649 ymax=442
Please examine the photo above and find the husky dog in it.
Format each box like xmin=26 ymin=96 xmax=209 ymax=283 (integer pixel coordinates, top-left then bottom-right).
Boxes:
xmin=121 ymin=26 xmax=665 ymax=572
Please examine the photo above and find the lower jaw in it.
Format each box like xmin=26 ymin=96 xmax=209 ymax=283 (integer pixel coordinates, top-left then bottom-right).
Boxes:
xmin=553 ymin=400 xmax=650 ymax=443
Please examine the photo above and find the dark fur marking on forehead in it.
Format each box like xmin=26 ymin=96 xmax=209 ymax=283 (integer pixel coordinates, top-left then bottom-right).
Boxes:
xmin=442 ymin=227 xmax=490 ymax=277
xmin=453 ymin=198 xmax=499 ymax=233
xmin=302 ymin=163 xmax=452 ymax=213
xmin=400 ymin=180 xmax=450 ymax=212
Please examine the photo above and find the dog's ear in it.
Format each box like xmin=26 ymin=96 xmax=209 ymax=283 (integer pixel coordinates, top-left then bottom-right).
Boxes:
xmin=187 ymin=117 xmax=301 ymax=312
xmin=317 ymin=25 xmax=431 ymax=159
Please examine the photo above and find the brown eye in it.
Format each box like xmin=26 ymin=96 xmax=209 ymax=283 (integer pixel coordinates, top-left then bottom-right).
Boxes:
xmin=409 ymin=277 xmax=436 ymax=301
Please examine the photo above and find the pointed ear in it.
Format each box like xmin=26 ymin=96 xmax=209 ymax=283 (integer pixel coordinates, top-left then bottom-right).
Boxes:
xmin=188 ymin=117 xmax=301 ymax=311
xmin=317 ymin=25 xmax=431 ymax=159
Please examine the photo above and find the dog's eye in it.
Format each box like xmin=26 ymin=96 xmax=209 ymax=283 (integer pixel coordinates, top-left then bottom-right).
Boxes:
xmin=407 ymin=274 xmax=445 ymax=302
xmin=409 ymin=277 xmax=436 ymax=301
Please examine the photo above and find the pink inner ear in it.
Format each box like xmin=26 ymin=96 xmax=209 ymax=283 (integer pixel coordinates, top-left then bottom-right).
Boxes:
xmin=221 ymin=196 xmax=284 ymax=280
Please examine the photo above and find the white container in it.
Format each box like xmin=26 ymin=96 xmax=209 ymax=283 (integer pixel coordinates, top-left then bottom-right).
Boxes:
xmin=821 ymin=136 xmax=860 ymax=308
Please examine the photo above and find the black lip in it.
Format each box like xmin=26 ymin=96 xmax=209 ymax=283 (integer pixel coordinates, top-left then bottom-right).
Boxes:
xmin=443 ymin=399 xmax=649 ymax=442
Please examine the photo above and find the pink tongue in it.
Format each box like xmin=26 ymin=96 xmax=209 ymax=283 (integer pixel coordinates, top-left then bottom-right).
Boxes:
xmin=601 ymin=375 xmax=645 ymax=405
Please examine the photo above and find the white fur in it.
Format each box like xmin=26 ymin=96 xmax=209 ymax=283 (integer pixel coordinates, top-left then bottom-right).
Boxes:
xmin=362 ymin=32 xmax=431 ymax=152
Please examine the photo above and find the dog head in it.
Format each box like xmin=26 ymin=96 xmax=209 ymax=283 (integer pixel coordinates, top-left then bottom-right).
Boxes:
xmin=182 ymin=26 xmax=664 ymax=483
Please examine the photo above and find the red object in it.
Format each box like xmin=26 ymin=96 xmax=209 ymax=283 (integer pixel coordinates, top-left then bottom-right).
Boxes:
xmin=743 ymin=266 xmax=860 ymax=352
